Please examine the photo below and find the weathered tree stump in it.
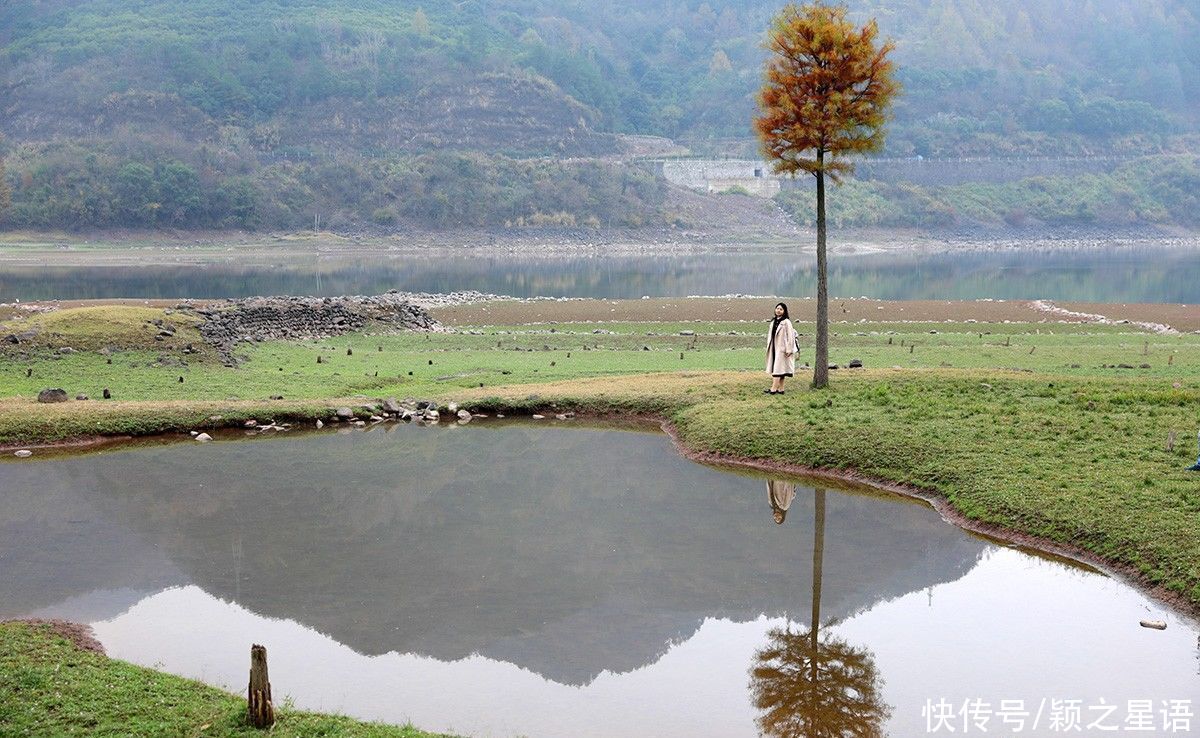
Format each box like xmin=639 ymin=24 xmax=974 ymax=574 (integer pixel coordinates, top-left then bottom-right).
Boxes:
xmin=247 ymin=644 xmax=275 ymax=729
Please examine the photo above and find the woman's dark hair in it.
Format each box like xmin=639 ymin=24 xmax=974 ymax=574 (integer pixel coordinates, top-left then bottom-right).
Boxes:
xmin=773 ymin=302 xmax=789 ymax=320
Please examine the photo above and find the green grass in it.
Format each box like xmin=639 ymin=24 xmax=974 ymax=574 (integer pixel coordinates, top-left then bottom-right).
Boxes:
xmin=0 ymin=621 xmax=453 ymax=737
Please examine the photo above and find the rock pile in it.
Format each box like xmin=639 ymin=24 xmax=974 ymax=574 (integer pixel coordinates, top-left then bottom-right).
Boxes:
xmin=190 ymin=293 xmax=441 ymax=362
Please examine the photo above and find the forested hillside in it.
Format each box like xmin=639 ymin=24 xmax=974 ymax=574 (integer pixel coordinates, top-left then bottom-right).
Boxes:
xmin=1 ymin=0 xmax=1197 ymax=231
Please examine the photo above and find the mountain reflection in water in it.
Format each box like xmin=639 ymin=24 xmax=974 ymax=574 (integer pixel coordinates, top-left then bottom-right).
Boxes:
xmin=0 ymin=426 xmax=981 ymax=687
xmin=2 ymin=424 xmax=1196 ymax=737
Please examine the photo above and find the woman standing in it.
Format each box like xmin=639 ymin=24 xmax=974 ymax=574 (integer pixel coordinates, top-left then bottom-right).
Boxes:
xmin=766 ymin=302 xmax=797 ymax=394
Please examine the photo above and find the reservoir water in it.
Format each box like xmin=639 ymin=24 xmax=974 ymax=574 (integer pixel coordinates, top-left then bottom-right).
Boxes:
xmin=1 ymin=424 xmax=1196 ymax=736
xmin=3 ymin=242 xmax=1200 ymax=302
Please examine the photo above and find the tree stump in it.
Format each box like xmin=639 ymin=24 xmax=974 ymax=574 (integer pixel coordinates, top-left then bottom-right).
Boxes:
xmin=247 ymin=644 xmax=275 ymax=729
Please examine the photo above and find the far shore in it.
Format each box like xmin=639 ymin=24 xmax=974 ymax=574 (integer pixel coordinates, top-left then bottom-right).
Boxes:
xmin=1 ymin=225 xmax=1198 ymax=266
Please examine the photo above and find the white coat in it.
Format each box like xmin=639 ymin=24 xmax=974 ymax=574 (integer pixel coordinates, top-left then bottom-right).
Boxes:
xmin=766 ymin=318 xmax=797 ymax=376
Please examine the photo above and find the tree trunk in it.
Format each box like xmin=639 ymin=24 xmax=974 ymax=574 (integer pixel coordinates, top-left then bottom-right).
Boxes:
xmin=813 ymin=155 xmax=829 ymax=389
xmin=810 ymin=487 xmax=826 ymax=688
xmin=248 ymin=644 xmax=275 ymax=729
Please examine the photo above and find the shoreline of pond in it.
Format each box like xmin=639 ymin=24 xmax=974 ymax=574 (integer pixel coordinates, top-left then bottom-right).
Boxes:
xmin=4 ymin=400 xmax=1199 ymax=626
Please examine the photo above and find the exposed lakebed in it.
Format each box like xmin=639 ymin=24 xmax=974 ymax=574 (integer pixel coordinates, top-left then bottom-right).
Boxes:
xmin=2 ymin=424 xmax=1197 ymax=736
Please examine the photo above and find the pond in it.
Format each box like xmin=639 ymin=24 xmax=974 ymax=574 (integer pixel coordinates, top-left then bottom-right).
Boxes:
xmin=3 ymin=242 xmax=1200 ymax=302
xmin=1 ymin=424 xmax=1197 ymax=737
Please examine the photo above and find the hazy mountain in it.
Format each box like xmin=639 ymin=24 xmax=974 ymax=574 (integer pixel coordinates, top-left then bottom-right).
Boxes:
xmin=1 ymin=0 xmax=1196 ymax=230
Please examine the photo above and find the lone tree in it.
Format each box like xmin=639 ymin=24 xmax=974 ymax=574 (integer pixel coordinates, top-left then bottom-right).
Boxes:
xmin=754 ymin=3 xmax=898 ymax=388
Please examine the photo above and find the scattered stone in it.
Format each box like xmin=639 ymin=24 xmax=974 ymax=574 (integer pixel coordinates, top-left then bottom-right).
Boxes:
xmin=456 ymin=409 xmax=472 ymax=420
xmin=195 ymin=433 xmax=213 ymax=442
xmin=496 ymin=413 xmax=505 ymax=418
xmin=75 ymin=394 xmax=89 ymax=401
xmin=848 ymin=358 xmax=863 ymax=368
xmin=555 ymin=413 xmax=568 ymax=420
xmin=316 ymin=419 xmax=324 ymax=429
xmin=58 ymin=347 xmax=76 ymax=354
xmin=244 ymin=420 xmax=258 ymax=427
xmin=191 ymin=293 xmax=442 ymax=363
xmin=448 ymin=402 xmax=459 ymax=413
xmin=354 ymin=420 xmax=367 ymax=427
xmin=37 ymin=388 xmax=69 ymax=403
xmin=424 ymin=409 xmax=440 ymax=421
xmin=382 ymin=398 xmax=403 ymax=414
xmin=189 ymin=431 xmax=199 ymax=436
xmin=532 ymin=414 xmax=545 ymax=419
xmin=679 ymin=330 xmax=695 ymax=336
xmin=369 ymin=415 xmax=384 ymax=422
xmin=1140 ymin=620 xmax=1167 ymax=630
xmin=14 ymin=450 xmax=32 ymax=458
xmin=335 ymin=407 xmax=355 ymax=420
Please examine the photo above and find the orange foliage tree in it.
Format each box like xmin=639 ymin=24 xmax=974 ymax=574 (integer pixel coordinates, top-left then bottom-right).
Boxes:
xmin=754 ymin=3 xmax=898 ymax=388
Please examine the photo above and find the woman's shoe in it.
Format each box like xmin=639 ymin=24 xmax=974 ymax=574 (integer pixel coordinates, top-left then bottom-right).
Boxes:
xmin=763 ymin=389 xmax=777 ymax=394
xmin=776 ymin=390 xmax=786 ymax=395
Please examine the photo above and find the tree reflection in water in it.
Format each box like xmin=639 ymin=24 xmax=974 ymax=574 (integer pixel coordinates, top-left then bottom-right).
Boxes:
xmin=750 ymin=487 xmax=893 ymax=737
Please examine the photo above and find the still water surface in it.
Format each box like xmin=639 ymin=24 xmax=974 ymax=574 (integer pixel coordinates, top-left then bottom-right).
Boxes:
xmin=3 ymin=244 xmax=1200 ymax=302
xmin=1 ymin=425 xmax=1196 ymax=736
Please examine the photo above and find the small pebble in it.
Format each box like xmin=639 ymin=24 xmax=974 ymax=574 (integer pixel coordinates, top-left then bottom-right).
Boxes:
xmin=14 ymin=450 xmax=32 ymax=458
xmin=1140 ymin=620 xmax=1167 ymax=630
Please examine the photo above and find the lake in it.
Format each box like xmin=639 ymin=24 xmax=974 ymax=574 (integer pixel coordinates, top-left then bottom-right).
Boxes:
xmin=2 ymin=241 xmax=1200 ymax=302
xmin=2 ymin=423 xmax=1195 ymax=737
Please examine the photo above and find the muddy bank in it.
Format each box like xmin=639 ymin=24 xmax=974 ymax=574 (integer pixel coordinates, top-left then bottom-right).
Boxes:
xmin=2 ymin=227 xmax=1198 ymax=265
xmin=4 ymin=619 xmax=106 ymax=654
xmin=432 ymin=295 xmax=1198 ymax=330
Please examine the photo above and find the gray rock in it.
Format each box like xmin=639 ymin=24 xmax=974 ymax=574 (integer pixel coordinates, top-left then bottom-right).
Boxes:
xmin=335 ymin=407 xmax=355 ymax=420
xmin=849 ymin=358 xmax=863 ymax=368
xmin=456 ymin=409 xmax=472 ymax=420
xmin=532 ymin=414 xmax=545 ymax=419
xmin=37 ymin=388 xmax=69 ymax=403
xmin=316 ymin=419 xmax=324 ymax=429
xmin=14 ymin=449 xmax=32 ymax=458
xmin=75 ymin=394 xmax=89 ymax=401
xmin=195 ymin=433 xmax=213 ymax=442
xmin=382 ymin=398 xmax=403 ymax=414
